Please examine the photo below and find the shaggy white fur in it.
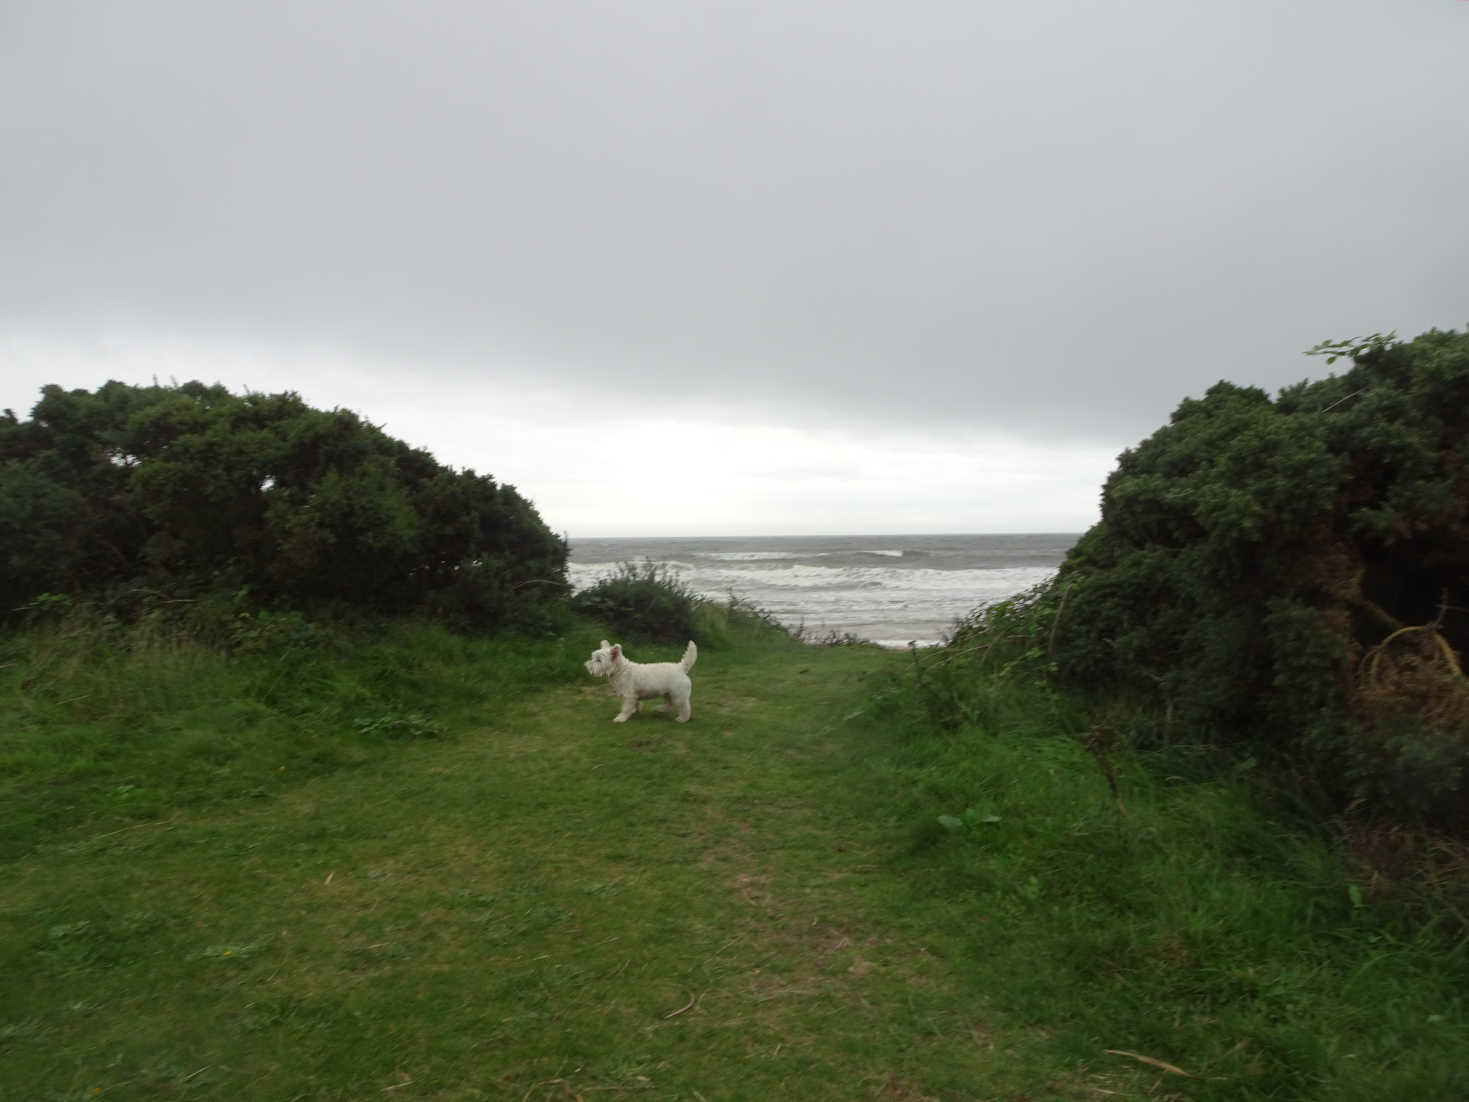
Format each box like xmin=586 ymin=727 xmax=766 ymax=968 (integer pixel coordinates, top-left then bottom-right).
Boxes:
xmin=583 ymin=639 xmax=697 ymax=723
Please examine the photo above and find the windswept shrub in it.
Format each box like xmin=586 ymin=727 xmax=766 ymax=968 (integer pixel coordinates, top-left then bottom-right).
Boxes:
xmin=1050 ymin=327 xmax=1469 ymax=829
xmin=569 ymin=560 xmax=698 ymax=643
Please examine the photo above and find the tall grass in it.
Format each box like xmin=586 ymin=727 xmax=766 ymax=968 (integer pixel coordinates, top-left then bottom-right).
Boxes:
xmin=854 ymin=638 xmax=1469 ymax=1099
xmin=0 ymin=610 xmax=604 ymax=859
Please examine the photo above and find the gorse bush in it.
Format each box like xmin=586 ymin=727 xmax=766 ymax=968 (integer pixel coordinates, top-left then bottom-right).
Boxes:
xmin=1048 ymin=326 xmax=1469 ymax=829
xmin=0 ymin=380 xmax=568 ymax=630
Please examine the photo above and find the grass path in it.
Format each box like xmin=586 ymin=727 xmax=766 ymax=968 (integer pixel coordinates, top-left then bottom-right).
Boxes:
xmin=3 ymin=635 xmax=1466 ymax=1100
xmin=0 ymin=643 xmax=1108 ymax=1100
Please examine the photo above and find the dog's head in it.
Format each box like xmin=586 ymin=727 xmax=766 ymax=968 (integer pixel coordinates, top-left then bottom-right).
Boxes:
xmin=583 ymin=640 xmax=623 ymax=679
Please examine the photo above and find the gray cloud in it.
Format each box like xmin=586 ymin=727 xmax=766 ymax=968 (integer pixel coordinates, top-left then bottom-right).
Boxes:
xmin=3 ymin=0 xmax=1467 ymax=455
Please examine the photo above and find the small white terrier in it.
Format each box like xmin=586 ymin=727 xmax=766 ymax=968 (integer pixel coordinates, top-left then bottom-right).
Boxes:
xmin=583 ymin=639 xmax=698 ymax=723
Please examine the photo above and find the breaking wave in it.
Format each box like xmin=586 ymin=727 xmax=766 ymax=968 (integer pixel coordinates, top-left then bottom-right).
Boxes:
xmin=568 ymin=533 xmax=1077 ymax=647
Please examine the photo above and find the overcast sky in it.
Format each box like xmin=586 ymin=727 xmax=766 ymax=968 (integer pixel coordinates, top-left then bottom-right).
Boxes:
xmin=3 ymin=1 xmax=1466 ymax=537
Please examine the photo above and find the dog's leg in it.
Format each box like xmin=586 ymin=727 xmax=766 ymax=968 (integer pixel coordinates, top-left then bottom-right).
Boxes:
xmin=613 ymin=696 xmax=638 ymax=722
xmin=676 ymin=691 xmax=692 ymax=723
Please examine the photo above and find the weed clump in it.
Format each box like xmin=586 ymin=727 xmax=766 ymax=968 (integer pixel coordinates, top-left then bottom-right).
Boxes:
xmin=874 ymin=581 xmax=1072 ymax=737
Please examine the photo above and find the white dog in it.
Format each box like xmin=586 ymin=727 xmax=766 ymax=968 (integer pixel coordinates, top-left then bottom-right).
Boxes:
xmin=583 ymin=639 xmax=697 ymax=723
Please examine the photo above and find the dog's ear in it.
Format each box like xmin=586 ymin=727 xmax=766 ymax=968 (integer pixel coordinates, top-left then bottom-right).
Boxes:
xmin=600 ymin=640 xmax=610 ymax=650
xmin=610 ymin=644 xmax=621 ymax=661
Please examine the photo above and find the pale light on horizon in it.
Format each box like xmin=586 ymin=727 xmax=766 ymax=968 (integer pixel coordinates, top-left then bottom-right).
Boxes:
xmin=3 ymin=330 xmax=1111 ymax=539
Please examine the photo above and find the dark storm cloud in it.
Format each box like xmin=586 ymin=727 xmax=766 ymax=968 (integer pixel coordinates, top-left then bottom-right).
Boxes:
xmin=3 ymin=0 xmax=1467 ymax=447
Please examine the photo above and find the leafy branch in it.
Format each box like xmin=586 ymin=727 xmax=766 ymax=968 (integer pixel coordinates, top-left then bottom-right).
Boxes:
xmin=1304 ymin=331 xmax=1397 ymax=365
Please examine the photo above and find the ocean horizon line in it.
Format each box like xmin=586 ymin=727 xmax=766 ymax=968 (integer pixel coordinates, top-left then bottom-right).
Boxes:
xmin=565 ymin=532 xmax=1076 ymax=646
xmin=566 ymin=530 xmax=1086 ymax=542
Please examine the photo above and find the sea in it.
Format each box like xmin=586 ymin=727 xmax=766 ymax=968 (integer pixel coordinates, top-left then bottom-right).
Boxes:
xmin=567 ymin=533 xmax=1080 ymax=648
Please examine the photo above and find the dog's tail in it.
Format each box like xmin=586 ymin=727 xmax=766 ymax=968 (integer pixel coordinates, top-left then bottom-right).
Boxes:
xmin=680 ymin=640 xmax=698 ymax=672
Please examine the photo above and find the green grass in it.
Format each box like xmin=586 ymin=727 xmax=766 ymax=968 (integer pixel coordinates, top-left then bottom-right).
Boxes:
xmin=1 ymin=613 xmax=1466 ymax=1100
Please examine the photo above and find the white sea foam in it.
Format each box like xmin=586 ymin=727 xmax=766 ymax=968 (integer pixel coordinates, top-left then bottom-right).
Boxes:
xmin=700 ymin=550 xmax=797 ymax=561
xmin=567 ymin=537 xmax=1067 ymax=647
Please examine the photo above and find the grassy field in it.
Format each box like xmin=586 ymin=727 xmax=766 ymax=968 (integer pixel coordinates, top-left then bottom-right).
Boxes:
xmin=2 ymin=612 xmax=1466 ymax=1100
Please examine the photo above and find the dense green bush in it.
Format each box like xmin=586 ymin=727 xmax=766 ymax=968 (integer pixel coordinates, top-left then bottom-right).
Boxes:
xmin=567 ymin=561 xmax=803 ymax=649
xmin=569 ymin=560 xmax=699 ymax=643
xmin=1049 ymin=327 xmax=1469 ymax=828
xmin=0 ymin=381 xmax=567 ymax=630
